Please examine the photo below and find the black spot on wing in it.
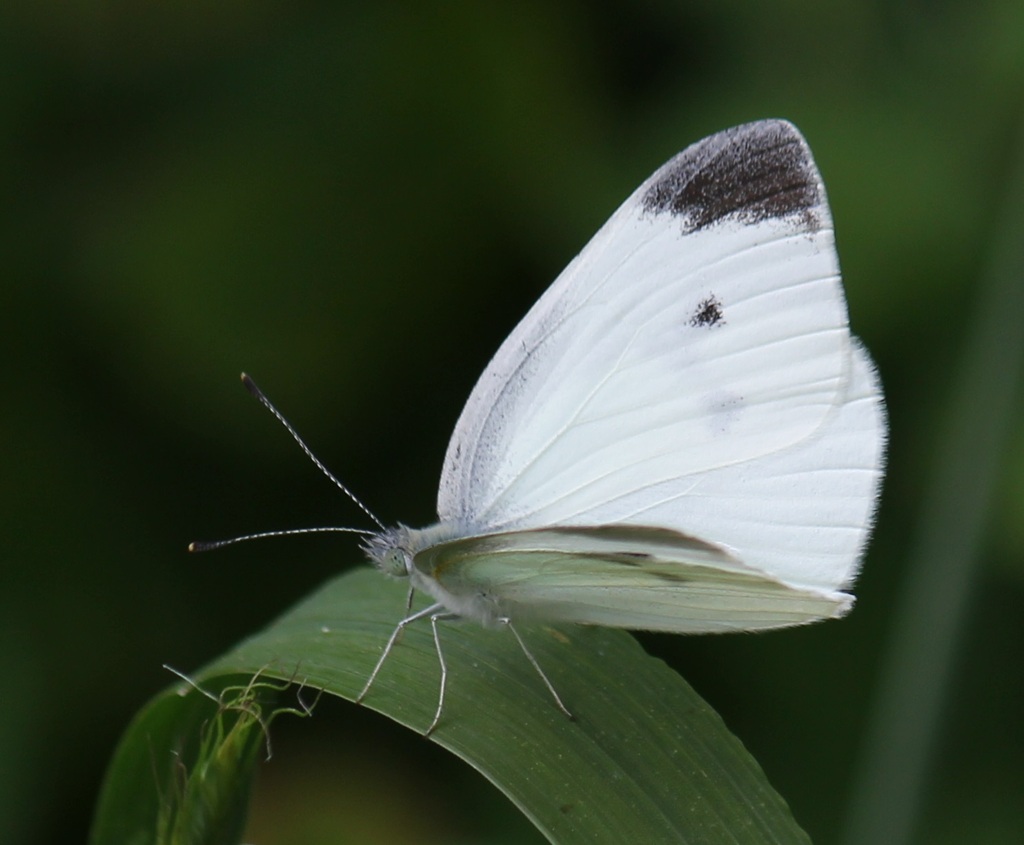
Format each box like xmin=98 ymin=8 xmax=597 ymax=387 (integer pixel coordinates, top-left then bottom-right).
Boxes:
xmin=641 ymin=120 xmax=823 ymax=233
xmin=611 ymin=551 xmax=653 ymax=566
xmin=651 ymin=570 xmax=693 ymax=584
xmin=598 ymin=548 xmax=692 ymax=577
xmin=690 ymin=295 xmax=725 ymax=328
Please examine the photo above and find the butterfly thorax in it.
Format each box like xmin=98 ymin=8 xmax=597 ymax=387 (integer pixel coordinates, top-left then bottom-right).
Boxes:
xmin=362 ymin=522 xmax=467 ymax=578
xmin=362 ymin=521 xmax=510 ymax=625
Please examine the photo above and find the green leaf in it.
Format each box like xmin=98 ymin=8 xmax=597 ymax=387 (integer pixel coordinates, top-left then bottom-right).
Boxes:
xmin=92 ymin=567 xmax=811 ymax=845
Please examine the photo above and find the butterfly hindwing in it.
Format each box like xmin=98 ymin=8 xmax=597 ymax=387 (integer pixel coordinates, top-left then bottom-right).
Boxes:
xmin=646 ymin=339 xmax=886 ymax=598
xmin=412 ymin=525 xmax=849 ymax=633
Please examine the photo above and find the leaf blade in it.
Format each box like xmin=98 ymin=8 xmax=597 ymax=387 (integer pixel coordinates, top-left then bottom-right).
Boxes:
xmin=94 ymin=567 xmax=811 ymax=845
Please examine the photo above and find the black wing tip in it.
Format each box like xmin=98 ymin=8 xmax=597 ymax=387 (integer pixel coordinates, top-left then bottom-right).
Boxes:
xmin=641 ymin=119 xmax=825 ymax=233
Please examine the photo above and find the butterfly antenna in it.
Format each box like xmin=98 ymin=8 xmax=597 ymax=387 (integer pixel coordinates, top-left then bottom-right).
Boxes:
xmin=189 ymin=525 xmax=374 ymax=553
xmin=240 ymin=373 xmax=386 ymax=531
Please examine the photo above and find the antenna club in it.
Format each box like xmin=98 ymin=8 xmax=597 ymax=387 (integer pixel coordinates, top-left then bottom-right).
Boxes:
xmin=240 ymin=373 xmax=260 ymax=397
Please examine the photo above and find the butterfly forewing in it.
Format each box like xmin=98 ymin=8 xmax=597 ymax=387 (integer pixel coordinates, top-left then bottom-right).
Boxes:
xmin=438 ymin=121 xmax=852 ymax=540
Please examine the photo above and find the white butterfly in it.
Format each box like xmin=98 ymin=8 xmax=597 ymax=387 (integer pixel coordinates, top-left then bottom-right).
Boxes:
xmin=199 ymin=120 xmax=886 ymax=733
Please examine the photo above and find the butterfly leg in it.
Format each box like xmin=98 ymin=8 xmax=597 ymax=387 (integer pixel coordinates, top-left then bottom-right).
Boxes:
xmin=426 ymin=610 xmax=459 ymax=735
xmin=357 ymin=600 xmax=445 ymax=705
xmin=502 ymin=619 xmax=574 ymax=722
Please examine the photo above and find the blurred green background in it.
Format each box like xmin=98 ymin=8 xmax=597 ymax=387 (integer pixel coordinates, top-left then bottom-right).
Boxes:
xmin=3 ymin=2 xmax=1022 ymax=843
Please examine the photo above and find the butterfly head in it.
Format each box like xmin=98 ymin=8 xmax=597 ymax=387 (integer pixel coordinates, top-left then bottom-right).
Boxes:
xmin=362 ymin=527 xmax=413 ymax=578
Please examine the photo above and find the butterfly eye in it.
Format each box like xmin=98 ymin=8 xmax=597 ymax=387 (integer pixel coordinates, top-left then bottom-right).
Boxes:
xmin=377 ymin=548 xmax=409 ymax=578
